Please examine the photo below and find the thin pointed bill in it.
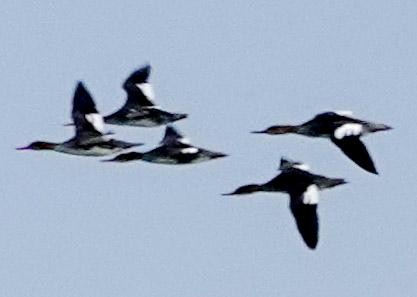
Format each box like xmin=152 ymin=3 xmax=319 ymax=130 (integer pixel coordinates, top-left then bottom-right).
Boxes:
xmin=100 ymin=158 xmax=117 ymax=162
xmin=251 ymin=130 xmax=267 ymax=134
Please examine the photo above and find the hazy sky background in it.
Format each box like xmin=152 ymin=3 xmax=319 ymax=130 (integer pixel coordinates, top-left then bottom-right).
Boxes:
xmin=1 ymin=1 xmax=416 ymax=296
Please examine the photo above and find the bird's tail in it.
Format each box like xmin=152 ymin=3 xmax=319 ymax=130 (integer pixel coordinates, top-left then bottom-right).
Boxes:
xmin=369 ymin=123 xmax=392 ymax=133
xmin=316 ymin=177 xmax=347 ymax=189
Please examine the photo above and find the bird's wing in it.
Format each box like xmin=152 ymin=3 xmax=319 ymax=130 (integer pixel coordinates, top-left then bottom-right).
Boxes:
xmin=122 ymin=65 xmax=156 ymax=108
xmin=71 ymin=82 xmax=105 ymax=140
xmin=331 ymin=135 xmax=377 ymax=174
xmin=160 ymin=125 xmax=190 ymax=146
xmin=289 ymin=185 xmax=320 ymax=249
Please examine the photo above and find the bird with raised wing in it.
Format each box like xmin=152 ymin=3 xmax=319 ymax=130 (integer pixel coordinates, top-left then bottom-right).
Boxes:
xmin=252 ymin=111 xmax=392 ymax=174
xmin=103 ymin=64 xmax=188 ymax=127
xmin=223 ymin=158 xmax=347 ymax=249
xmin=17 ymin=82 xmax=142 ymax=156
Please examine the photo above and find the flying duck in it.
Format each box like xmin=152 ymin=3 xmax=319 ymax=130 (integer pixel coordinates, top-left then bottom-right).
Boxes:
xmin=103 ymin=125 xmax=227 ymax=164
xmin=252 ymin=111 xmax=392 ymax=174
xmin=103 ymin=64 xmax=188 ymax=127
xmin=223 ymin=158 xmax=347 ymax=249
xmin=17 ymin=82 xmax=142 ymax=156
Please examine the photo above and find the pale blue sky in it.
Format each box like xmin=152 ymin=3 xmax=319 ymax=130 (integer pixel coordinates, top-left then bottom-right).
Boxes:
xmin=1 ymin=1 xmax=416 ymax=296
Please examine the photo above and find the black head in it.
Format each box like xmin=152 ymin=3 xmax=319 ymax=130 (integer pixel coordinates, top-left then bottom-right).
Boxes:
xmin=16 ymin=141 xmax=56 ymax=151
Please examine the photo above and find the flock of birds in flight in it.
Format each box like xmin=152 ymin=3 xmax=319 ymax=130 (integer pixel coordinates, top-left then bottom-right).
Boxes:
xmin=18 ymin=64 xmax=392 ymax=249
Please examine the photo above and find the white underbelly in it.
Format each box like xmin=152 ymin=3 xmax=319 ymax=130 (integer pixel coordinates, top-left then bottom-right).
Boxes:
xmin=129 ymin=118 xmax=161 ymax=127
xmin=142 ymin=154 xmax=211 ymax=165
xmin=143 ymin=156 xmax=178 ymax=164
xmin=55 ymin=145 xmax=122 ymax=156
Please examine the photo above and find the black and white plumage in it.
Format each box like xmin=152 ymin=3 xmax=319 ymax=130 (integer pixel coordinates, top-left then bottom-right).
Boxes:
xmin=223 ymin=158 xmax=347 ymax=249
xmin=252 ymin=111 xmax=392 ymax=174
xmin=17 ymin=82 xmax=142 ymax=156
xmin=103 ymin=64 xmax=188 ymax=127
xmin=71 ymin=82 xmax=107 ymax=143
xmin=103 ymin=125 xmax=227 ymax=164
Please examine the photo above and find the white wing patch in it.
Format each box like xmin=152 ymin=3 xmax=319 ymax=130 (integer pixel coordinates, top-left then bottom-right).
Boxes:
xmin=143 ymin=105 xmax=162 ymax=110
xmin=85 ymin=113 xmax=105 ymax=133
xmin=136 ymin=83 xmax=155 ymax=100
xmin=280 ymin=158 xmax=310 ymax=171
xmin=180 ymin=147 xmax=199 ymax=154
xmin=302 ymin=184 xmax=319 ymax=205
xmin=334 ymin=110 xmax=354 ymax=117
xmin=293 ymin=163 xmax=311 ymax=172
xmin=178 ymin=137 xmax=191 ymax=145
xmin=334 ymin=123 xmax=363 ymax=139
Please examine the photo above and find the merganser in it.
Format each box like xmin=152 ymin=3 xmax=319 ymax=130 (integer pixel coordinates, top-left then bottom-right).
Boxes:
xmin=223 ymin=158 xmax=347 ymax=249
xmin=103 ymin=64 xmax=188 ymax=127
xmin=103 ymin=125 xmax=227 ymax=164
xmin=17 ymin=82 xmax=143 ymax=156
xmin=252 ymin=111 xmax=392 ymax=174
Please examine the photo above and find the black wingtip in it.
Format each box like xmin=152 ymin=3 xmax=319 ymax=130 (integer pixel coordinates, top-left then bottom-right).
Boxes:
xmin=74 ymin=81 xmax=89 ymax=99
xmin=75 ymin=80 xmax=85 ymax=89
xmin=306 ymin=242 xmax=318 ymax=250
xmin=355 ymin=160 xmax=378 ymax=175
xmin=357 ymin=159 xmax=378 ymax=175
xmin=124 ymin=64 xmax=152 ymax=87
xmin=165 ymin=125 xmax=184 ymax=138
xmin=331 ymin=136 xmax=379 ymax=175
xmin=300 ymin=230 xmax=318 ymax=250
xmin=73 ymin=81 xmax=98 ymax=114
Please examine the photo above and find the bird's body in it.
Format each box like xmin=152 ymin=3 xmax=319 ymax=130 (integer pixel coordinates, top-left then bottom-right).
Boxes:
xmin=104 ymin=125 xmax=227 ymax=165
xmin=252 ymin=111 xmax=392 ymax=174
xmin=223 ymin=158 xmax=347 ymax=249
xmin=104 ymin=106 xmax=186 ymax=127
xmin=17 ymin=82 xmax=142 ymax=156
xmin=52 ymin=137 xmax=139 ymax=156
xmin=104 ymin=65 xmax=187 ymax=127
